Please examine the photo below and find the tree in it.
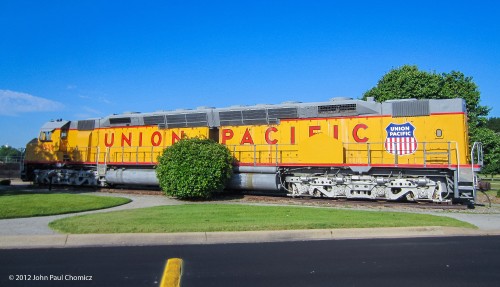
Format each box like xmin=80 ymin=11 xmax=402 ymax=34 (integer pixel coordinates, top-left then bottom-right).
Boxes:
xmin=363 ymin=65 xmax=499 ymax=174
xmin=486 ymin=117 xmax=500 ymax=133
xmin=0 ymin=145 xmax=22 ymax=162
xmin=473 ymin=127 xmax=500 ymax=175
xmin=155 ymin=138 xmax=233 ymax=199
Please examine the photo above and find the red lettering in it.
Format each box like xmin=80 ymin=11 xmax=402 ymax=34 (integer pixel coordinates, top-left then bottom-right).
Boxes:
xmin=221 ymin=129 xmax=234 ymax=145
xmin=240 ymin=129 xmax=254 ymax=145
xmin=171 ymin=131 xmax=186 ymax=144
xmin=121 ymin=133 xmax=132 ymax=147
xmin=265 ymin=127 xmax=278 ymax=145
xmin=105 ymin=133 xmax=114 ymax=147
xmin=151 ymin=131 xmax=162 ymax=146
xmin=353 ymin=124 xmax=368 ymax=143
xmin=290 ymin=127 xmax=296 ymax=145
xmin=309 ymin=126 xmax=321 ymax=137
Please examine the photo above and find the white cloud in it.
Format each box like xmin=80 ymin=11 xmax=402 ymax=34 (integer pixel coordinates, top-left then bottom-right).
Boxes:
xmin=0 ymin=90 xmax=64 ymax=116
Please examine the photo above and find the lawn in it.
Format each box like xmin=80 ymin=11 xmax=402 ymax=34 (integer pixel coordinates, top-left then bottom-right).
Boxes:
xmin=0 ymin=192 xmax=131 ymax=219
xmin=49 ymin=204 xmax=475 ymax=234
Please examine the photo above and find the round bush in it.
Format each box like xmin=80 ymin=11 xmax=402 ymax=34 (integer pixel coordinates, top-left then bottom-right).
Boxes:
xmin=156 ymin=138 xmax=233 ymax=199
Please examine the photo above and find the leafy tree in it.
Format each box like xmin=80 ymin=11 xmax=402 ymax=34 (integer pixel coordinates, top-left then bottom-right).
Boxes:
xmin=0 ymin=145 xmax=22 ymax=162
xmin=472 ymin=127 xmax=500 ymax=174
xmin=155 ymin=138 xmax=233 ymax=199
xmin=486 ymin=117 xmax=500 ymax=133
xmin=363 ymin=65 xmax=499 ymax=173
xmin=363 ymin=65 xmax=489 ymax=127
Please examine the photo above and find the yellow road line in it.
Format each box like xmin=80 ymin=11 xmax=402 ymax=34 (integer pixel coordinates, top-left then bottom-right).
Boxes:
xmin=160 ymin=258 xmax=183 ymax=287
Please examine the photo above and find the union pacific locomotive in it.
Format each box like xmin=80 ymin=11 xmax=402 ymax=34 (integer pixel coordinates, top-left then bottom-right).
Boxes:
xmin=22 ymin=97 xmax=485 ymax=204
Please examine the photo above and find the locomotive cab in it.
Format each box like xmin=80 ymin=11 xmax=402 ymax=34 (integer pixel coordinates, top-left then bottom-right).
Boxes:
xmin=22 ymin=119 xmax=71 ymax=181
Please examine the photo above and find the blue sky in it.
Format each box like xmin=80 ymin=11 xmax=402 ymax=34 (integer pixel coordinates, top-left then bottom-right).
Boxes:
xmin=1 ymin=1 xmax=499 ymax=148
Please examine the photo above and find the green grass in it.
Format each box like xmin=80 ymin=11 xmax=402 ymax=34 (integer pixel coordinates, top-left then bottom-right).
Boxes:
xmin=0 ymin=192 xmax=131 ymax=219
xmin=491 ymin=182 xmax=500 ymax=197
xmin=49 ymin=204 xmax=475 ymax=234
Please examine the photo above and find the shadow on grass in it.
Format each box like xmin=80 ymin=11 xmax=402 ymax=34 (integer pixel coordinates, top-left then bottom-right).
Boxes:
xmin=0 ymin=183 xmax=100 ymax=197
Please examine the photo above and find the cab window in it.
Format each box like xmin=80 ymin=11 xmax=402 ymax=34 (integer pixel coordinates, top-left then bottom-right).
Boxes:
xmin=39 ymin=131 xmax=52 ymax=142
xmin=61 ymin=130 xmax=68 ymax=139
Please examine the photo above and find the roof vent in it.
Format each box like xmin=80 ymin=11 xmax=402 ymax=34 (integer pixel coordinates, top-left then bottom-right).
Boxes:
xmin=392 ymin=100 xmax=430 ymax=117
xmin=330 ymin=97 xmax=352 ymax=101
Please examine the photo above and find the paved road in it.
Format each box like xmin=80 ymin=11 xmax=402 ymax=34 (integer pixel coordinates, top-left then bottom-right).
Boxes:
xmin=1 ymin=236 xmax=499 ymax=287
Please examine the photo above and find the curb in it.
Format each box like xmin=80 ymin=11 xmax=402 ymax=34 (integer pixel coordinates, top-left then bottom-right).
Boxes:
xmin=1 ymin=227 xmax=500 ymax=249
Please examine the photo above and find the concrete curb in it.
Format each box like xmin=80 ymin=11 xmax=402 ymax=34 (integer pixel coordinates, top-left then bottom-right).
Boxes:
xmin=1 ymin=227 xmax=500 ymax=249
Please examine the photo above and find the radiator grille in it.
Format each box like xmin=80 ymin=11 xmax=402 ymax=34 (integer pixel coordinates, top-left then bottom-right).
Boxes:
xmin=77 ymin=120 xmax=95 ymax=131
xmin=392 ymin=100 xmax=430 ymax=117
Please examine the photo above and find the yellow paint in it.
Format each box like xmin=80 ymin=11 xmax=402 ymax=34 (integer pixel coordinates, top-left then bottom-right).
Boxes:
xmin=160 ymin=258 xmax=183 ymax=287
xmin=225 ymin=113 xmax=469 ymax=166
xmin=297 ymin=132 xmax=343 ymax=164
xmin=25 ymin=112 xmax=470 ymax=167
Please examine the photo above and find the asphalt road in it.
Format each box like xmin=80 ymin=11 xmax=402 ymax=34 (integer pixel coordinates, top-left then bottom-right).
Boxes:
xmin=1 ymin=236 xmax=500 ymax=287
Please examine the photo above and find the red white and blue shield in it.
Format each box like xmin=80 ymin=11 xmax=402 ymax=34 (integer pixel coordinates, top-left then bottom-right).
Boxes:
xmin=384 ymin=123 xmax=418 ymax=155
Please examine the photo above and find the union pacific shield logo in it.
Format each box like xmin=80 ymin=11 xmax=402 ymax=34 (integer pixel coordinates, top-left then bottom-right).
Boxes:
xmin=384 ymin=123 xmax=417 ymax=155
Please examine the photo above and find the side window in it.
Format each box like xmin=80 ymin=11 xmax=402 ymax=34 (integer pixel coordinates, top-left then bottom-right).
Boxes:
xmin=61 ymin=129 xmax=68 ymax=140
xmin=39 ymin=131 xmax=53 ymax=142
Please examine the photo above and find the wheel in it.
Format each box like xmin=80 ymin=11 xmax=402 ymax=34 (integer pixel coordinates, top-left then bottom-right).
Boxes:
xmin=313 ymin=189 xmax=322 ymax=198
xmin=405 ymin=191 xmax=415 ymax=202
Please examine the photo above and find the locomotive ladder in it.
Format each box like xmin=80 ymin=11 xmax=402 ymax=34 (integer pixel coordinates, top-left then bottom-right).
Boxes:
xmin=96 ymin=147 xmax=108 ymax=185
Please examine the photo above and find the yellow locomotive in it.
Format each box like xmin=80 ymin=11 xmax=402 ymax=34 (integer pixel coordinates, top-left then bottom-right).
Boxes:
xmin=22 ymin=97 xmax=484 ymax=204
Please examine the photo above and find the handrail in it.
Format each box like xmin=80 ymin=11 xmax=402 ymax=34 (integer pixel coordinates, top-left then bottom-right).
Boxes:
xmin=343 ymin=141 xmax=460 ymax=167
xmin=471 ymin=142 xmax=484 ymax=199
xmin=62 ymin=141 xmax=464 ymax=168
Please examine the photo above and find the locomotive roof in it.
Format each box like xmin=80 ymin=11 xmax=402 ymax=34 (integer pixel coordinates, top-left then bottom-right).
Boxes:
xmin=59 ymin=97 xmax=465 ymax=130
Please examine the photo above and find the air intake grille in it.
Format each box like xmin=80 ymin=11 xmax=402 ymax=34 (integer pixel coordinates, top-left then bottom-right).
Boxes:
xmin=165 ymin=113 xmax=208 ymax=128
xmin=219 ymin=107 xmax=298 ymax=126
xmin=109 ymin=117 xmax=131 ymax=125
xmin=392 ymin=100 xmax=430 ymax=117
xmin=220 ymin=111 xmax=244 ymax=126
xmin=242 ymin=109 xmax=268 ymax=125
xmin=318 ymin=104 xmax=357 ymax=114
xmin=267 ymin=108 xmax=298 ymax=120
xmin=77 ymin=120 xmax=95 ymax=131
xmin=143 ymin=115 xmax=165 ymax=125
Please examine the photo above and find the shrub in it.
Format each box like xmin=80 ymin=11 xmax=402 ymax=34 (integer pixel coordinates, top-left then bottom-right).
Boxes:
xmin=156 ymin=138 xmax=233 ymax=199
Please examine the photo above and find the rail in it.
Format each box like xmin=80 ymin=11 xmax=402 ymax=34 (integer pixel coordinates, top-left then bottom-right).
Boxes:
xmin=471 ymin=142 xmax=484 ymax=199
xmin=343 ymin=141 xmax=460 ymax=167
xmin=55 ymin=141 xmax=462 ymax=168
xmin=54 ymin=146 xmax=164 ymax=165
xmin=227 ymin=144 xmax=297 ymax=166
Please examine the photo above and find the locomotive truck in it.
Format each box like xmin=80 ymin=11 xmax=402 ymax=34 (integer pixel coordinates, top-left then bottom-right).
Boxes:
xmin=22 ymin=97 xmax=485 ymax=204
